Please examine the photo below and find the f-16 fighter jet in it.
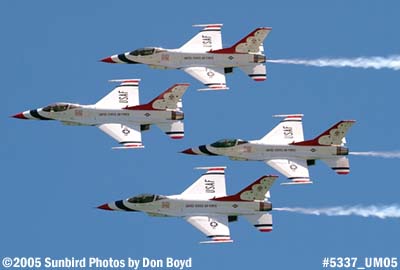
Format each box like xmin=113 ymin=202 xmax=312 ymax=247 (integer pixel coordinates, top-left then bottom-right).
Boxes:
xmin=98 ymin=167 xmax=276 ymax=243
xmin=101 ymin=24 xmax=271 ymax=90
xmin=181 ymin=115 xmax=355 ymax=185
xmin=12 ymin=80 xmax=189 ymax=149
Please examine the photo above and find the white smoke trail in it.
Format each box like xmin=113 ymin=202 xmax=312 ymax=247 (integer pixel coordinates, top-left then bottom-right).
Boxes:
xmin=350 ymin=151 xmax=400 ymax=158
xmin=267 ymin=55 xmax=400 ymax=70
xmin=274 ymin=205 xmax=400 ymax=219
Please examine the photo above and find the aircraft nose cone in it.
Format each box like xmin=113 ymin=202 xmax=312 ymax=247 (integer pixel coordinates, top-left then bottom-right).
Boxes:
xmin=12 ymin=112 xmax=28 ymax=119
xmin=181 ymin=148 xmax=197 ymax=155
xmin=97 ymin=203 xmax=113 ymax=211
xmin=100 ymin=56 xmax=115 ymax=63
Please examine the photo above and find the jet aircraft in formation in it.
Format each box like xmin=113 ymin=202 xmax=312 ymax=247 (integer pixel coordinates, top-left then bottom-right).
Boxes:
xmin=181 ymin=114 xmax=355 ymax=185
xmin=101 ymin=24 xmax=271 ymax=90
xmin=13 ymin=80 xmax=189 ymax=149
xmin=12 ymin=23 xmax=362 ymax=243
xmin=98 ymin=167 xmax=276 ymax=243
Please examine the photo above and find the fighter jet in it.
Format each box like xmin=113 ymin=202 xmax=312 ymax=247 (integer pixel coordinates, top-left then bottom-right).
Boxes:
xmin=181 ymin=114 xmax=355 ymax=185
xmin=12 ymin=80 xmax=189 ymax=149
xmin=98 ymin=167 xmax=276 ymax=244
xmin=101 ymin=24 xmax=271 ymax=90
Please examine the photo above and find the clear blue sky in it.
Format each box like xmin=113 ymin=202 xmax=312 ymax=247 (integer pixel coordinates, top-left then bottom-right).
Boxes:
xmin=2 ymin=1 xmax=399 ymax=269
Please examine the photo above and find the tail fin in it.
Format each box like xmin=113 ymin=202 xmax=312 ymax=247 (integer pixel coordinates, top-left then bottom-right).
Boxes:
xmin=95 ymin=79 xmax=140 ymax=109
xmin=127 ymin=83 xmax=189 ymax=111
xmin=212 ymin=27 xmax=271 ymax=54
xmin=213 ymin=175 xmax=277 ymax=202
xmin=292 ymin=120 xmax=355 ymax=146
xmin=179 ymin=24 xmax=223 ymax=52
xmin=180 ymin=167 xmax=227 ymax=199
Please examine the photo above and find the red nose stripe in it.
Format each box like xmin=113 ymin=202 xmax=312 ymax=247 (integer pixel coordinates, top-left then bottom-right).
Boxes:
xmin=181 ymin=148 xmax=197 ymax=155
xmin=12 ymin=112 xmax=28 ymax=119
xmin=100 ymin=57 xmax=115 ymax=63
xmin=97 ymin=204 xmax=113 ymax=210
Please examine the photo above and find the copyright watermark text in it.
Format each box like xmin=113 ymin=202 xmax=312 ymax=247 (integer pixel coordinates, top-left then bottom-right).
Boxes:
xmin=1 ymin=257 xmax=192 ymax=269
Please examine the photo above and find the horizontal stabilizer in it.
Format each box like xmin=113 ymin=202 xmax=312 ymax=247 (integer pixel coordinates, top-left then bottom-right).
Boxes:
xmin=321 ymin=157 xmax=350 ymax=175
xmin=244 ymin=213 xmax=273 ymax=232
xmin=239 ymin=64 xmax=266 ymax=81
xmin=156 ymin=121 xmax=184 ymax=139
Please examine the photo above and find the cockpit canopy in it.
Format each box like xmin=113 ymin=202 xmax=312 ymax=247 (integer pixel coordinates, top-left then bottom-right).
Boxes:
xmin=127 ymin=193 xmax=166 ymax=204
xmin=210 ymin=139 xmax=248 ymax=148
xmin=42 ymin=103 xmax=81 ymax=112
xmin=129 ymin=47 xmax=165 ymax=56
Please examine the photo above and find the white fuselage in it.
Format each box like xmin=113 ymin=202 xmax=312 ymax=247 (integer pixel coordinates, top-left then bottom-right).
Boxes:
xmin=199 ymin=141 xmax=347 ymax=161
xmin=24 ymin=105 xmax=181 ymax=126
xmin=112 ymin=196 xmax=271 ymax=218
xmin=124 ymin=49 xmax=265 ymax=69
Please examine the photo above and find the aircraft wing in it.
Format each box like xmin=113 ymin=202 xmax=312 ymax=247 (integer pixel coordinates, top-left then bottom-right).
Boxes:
xmin=98 ymin=123 xmax=144 ymax=149
xmin=185 ymin=215 xmax=232 ymax=244
xmin=182 ymin=67 xmax=228 ymax=90
xmin=265 ymin=158 xmax=312 ymax=185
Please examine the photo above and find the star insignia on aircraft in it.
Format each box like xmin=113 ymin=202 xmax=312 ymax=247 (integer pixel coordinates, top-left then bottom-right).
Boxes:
xmin=122 ymin=128 xmax=130 ymax=135
xmin=210 ymin=221 xmax=218 ymax=228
